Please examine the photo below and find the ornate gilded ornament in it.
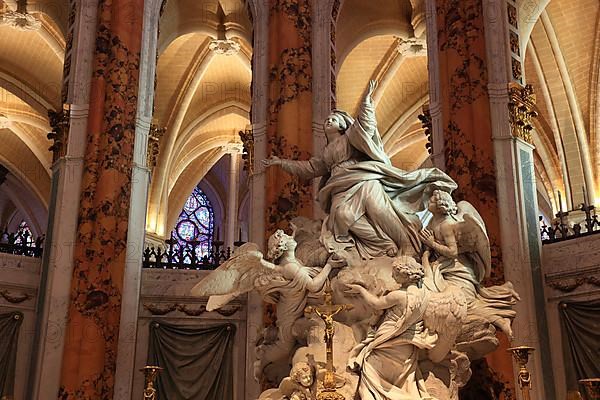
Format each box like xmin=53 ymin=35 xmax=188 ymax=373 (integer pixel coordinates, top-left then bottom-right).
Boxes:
xmin=305 ymin=283 xmax=352 ymax=400
xmin=418 ymin=104 xmax=432 ymax=154
xmin=510 ymin=31 xmax=520 ymax=56
xmin=239 ymin=127 xmax=254 ymax=175
xmin=47 ymin=104 xmax=71 ymax=163
xmin=579 ymin=378 xmax=600 ymax=400
xmin=508 ymin=84 xmax=537 ymax=144
xmin=141 ymin=365 xmax=163 ymax=400
xmin=508 ymin=346 xmax=535 ymax=400
xmin=507 ymin=3 xmax=518 ymax=28
xmin=147 ymin=124 xmax=165 ymax=169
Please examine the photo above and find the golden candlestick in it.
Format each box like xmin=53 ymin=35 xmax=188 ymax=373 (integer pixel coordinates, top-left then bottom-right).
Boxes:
xmin=579 ymin=378 xmax=600 ymax=400
xmin=141 ymin=365 xmax=163 ymax=400
xmin=508 ymin=346 xmax=535 ymax=400
xmin=305 ymin=282 xmax=352 ymax=400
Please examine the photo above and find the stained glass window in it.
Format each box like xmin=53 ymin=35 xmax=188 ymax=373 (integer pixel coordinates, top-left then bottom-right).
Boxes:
xmin=171 ymin=187 xmax=214 ymax=260
xmin=14 ymin=220 xmax=33 ymax=245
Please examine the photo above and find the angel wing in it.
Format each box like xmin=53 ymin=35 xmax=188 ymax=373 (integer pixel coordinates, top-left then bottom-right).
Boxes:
xmin=291 ymin=216 xmax=329 ymax=267
xmin=455 ymin=201 xmax=491 ymax=281
xmin=190 ymin=243 xmax=284 ymax=311
xmin=423 ymin=287 xmax=467 ymax=363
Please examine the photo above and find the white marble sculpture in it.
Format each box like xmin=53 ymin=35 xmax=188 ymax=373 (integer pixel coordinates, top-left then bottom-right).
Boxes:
xmin=191 ymin=80 xmax=519 ymax=399
xmin=262 ymin=80 xmax=456 ymax=259
xmin=190 ymin=230 xmax=336 ymax=381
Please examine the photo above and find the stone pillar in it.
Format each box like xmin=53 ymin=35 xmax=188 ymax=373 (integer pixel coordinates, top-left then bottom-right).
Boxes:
xmin=265 ymin=0 xmax=314 ymax=235
xmin=482 ymin=1 xmax=555 ymax=398
xmin=225 ymin=150 xmax=241 ymax=249
xmin=55 ymin=0 xmax=146 ymax=397
xmin=427 ymin=0 xmax=515 ymax=391
xmin=111 ymin=0 xmax=160 ymax=396
xmin=27 ymin=0 xmax=98 ymax=398
xmin=429 ymin=0 xmax=555 ymax=398
xmin=310 ymin=0 xmax=334 ymax=218
xmin=246 ymin=0 xmax=269 ymax=396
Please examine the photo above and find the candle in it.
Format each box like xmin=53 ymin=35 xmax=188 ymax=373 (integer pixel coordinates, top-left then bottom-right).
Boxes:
xmin=216 ymin=227 xmax=220 ymax=241
xmin=238 ymin=228 xmax=242 ymax=241
xmin=583 ymin=186 xmax=588 ymax=208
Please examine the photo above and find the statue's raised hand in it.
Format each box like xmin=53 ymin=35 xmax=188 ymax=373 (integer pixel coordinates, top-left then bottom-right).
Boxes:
xmin=366 ymin=80 xmax=378 ymax=98
xmin=261 ymin=156 xmax=282 ymax=169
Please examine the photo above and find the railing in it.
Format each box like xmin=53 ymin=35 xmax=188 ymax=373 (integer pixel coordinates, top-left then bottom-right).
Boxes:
xmin=0 ymin=230 xmax=44 ymax=258
xmin=540 ymin=204 xmax=600 ymax=244
xmin=142 ymin=237 xmax=244 ymax=270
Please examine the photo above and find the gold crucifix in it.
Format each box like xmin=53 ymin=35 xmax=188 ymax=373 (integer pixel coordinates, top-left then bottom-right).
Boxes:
xmin=305 ymin=281 xmax=353 ymax=400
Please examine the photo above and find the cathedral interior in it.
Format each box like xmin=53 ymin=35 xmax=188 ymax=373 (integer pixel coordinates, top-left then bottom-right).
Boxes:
xmin=0 ymin=0 xmax=599 ymax=399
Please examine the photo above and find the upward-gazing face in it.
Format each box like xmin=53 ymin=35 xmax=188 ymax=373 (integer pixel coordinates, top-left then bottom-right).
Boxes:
xmin=283 ymin=233 xmax=297 ymax=251
xmin=324 ymin=114 xmax=343 ymax=139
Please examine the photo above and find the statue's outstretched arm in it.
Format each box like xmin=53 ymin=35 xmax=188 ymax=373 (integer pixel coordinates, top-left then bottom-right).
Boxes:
xmin=262 ymin=156 xmax=328 ymax=180
xmin=347 ymin=284 xmax=405 ymax=310
xmin=355 ymin=80 xmax=378 ymax=138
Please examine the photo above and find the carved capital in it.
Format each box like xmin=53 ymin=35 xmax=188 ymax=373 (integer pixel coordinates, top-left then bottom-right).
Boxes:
xmin=508 ymin=84 xmax=537 ymax=144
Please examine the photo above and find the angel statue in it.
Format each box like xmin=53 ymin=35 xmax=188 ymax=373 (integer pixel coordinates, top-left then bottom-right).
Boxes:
xmin=345 ymin=254 xmax=467 ymax=400
xmin=262 ymin=80 xmax=457 ymax=259
xmin=419 ymin=190 xmax=520 ymax=339
xmin=190 ymin=230 xmax=335 ymax=381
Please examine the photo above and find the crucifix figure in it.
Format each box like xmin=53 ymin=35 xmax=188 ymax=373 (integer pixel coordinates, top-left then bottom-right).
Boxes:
xmin=305 ymin=282 xmax=353 ymax=399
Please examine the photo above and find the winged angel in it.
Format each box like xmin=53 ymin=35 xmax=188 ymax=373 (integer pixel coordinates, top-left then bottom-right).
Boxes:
xmin=345 ymin=254 xmax=467 ymax=400
xmin=419 ymin=190 xmax=520 ymax=339
xmin=190 ymin=229 xmax=334 ymax=379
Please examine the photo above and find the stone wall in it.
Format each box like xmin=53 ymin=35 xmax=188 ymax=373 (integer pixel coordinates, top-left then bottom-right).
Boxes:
xmin=132 ymin=269 xmax=249 ymax=399
xmin=542 ymin=233 xmax=600 ymax=399
xmin=0 ymin=253 xmax=41 ymax=399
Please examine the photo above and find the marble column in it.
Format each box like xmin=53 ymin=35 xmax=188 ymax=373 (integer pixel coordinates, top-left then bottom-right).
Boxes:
xmin=26 ymin=0 xmax=98 ymax=398
xmin=265 ymin=0 xmax=314 ymax=235
xmin=310 ymin=0 xmax=334 ymax=219
xmin=225 ymin=149 xmax=242 ymax=250
xmin=55 ymin=0 xmax=146 ymax=397
xmin=111 ymin=0 xmax=160 ymax=396
xmin=430 ymin=2 xmax=516 ymax=394
xmin=482 ymin=1 xmax=555 ymax=398
xmin=428 ymin=0 xmax=554 ymax=398
xmin=246 ymin=0 xmax=269 ymax=397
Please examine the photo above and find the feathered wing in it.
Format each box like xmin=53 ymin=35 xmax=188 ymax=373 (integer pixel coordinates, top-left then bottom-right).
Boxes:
xmin=190 ymin=243 xmax=284 ymax=311
xmin=423 ymin=287 xmax=468 ymax=363
xmin=455 ymin=201 xmax=492 ymax=281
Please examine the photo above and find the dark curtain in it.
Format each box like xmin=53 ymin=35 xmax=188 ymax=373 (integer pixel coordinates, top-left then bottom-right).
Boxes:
xmin=147 ymin=321 xmax=236 ymax=400
xmin=0 ymin=311 xmax=23 ymax=398
xmin=559 ymin=300 xmax=600 ymax=394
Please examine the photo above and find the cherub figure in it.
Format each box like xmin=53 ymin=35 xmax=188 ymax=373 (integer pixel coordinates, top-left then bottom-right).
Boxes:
xmin=191 ymin=229 xmax=335 ymax=381
xmin=419 ymin=190 xmax=520 ymax=339
xmin=345 ymin=255 xmax=467 ymax=400
xmin=258 ymin=361 xmax=316 ymax=400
